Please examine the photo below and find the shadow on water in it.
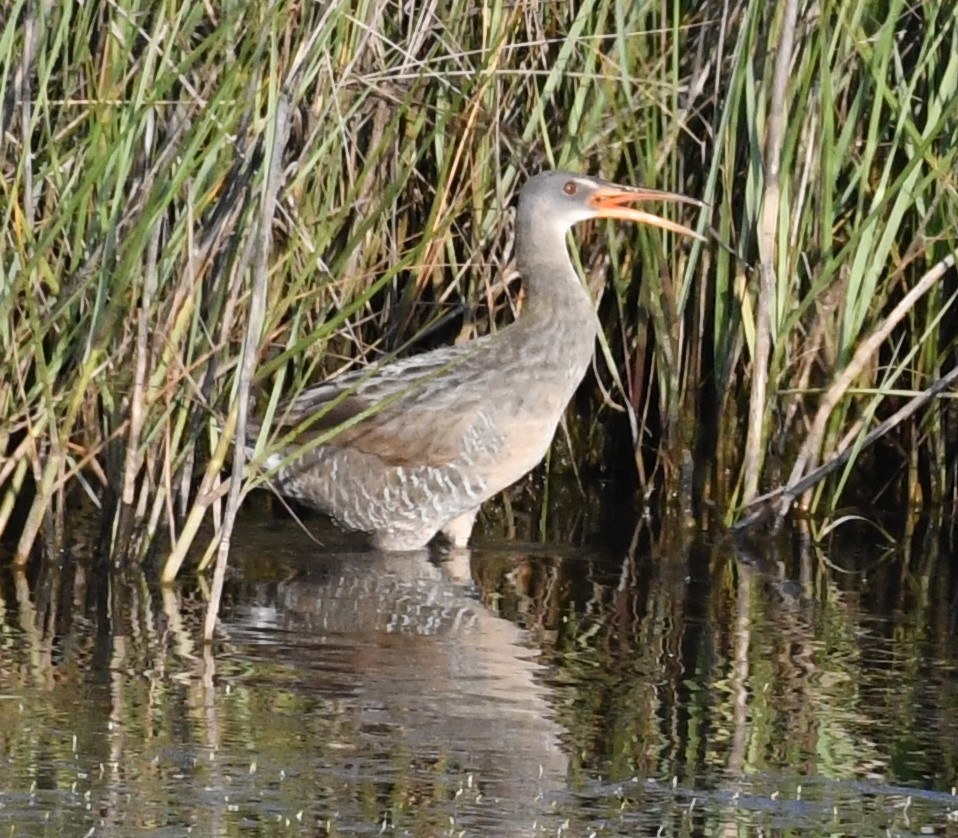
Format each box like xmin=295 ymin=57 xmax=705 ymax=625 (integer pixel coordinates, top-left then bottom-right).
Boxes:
xmin=1 ymin=503 xmax=958 ymax=835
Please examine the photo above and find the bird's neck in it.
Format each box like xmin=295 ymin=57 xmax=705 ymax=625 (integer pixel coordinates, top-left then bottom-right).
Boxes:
xmin=515 ymin=215 xmax=596 ymax=334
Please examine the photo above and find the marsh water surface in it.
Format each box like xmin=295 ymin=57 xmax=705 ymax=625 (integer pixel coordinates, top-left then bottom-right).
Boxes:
xmin=1 ymin=507 xmax=957 ymax=836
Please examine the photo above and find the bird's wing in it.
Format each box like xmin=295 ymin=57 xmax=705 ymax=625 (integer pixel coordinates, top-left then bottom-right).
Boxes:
xmin=252 ymin=340 xmax=496 ymax=467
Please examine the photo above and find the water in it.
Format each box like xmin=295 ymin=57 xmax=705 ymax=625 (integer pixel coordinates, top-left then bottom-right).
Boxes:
xmin=0 ymin=511 xmax=957 ymax=835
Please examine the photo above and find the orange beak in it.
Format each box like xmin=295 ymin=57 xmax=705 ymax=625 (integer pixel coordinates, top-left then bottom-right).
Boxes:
xmin=588 ymin=186 xmax=706 ymax=241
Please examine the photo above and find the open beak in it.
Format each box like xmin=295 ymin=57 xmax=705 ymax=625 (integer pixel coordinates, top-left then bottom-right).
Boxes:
xmin=588 ymin=186 xmax=706 ymax=241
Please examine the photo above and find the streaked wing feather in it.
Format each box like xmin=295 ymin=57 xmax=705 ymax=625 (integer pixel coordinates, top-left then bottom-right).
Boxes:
xmin=256 ymin=342 xmax=492 ymax=467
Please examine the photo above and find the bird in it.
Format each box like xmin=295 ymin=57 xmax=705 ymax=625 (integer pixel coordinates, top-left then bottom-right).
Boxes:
xmin=250 ymin=171 xmax=702 ymax=551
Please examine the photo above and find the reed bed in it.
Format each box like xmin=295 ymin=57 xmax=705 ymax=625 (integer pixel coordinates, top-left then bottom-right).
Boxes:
xmin=2 ymin=0 xmax=956 ymax=589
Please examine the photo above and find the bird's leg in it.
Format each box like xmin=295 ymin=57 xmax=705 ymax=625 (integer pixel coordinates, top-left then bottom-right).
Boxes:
xmin=440 ymin=508 xmax=479 ymax=547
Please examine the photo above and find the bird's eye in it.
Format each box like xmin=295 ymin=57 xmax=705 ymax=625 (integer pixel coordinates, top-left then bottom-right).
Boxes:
xmin=563 ymin=181 xmax=577 ymax=196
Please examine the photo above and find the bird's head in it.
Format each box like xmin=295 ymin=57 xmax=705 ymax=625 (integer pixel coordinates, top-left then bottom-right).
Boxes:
xmin=518 ymin=170 xmax=704 ymax=240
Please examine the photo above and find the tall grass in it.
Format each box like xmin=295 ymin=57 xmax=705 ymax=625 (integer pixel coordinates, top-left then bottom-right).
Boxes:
xmin=1 ymin=0 xmax=956 ymax=586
